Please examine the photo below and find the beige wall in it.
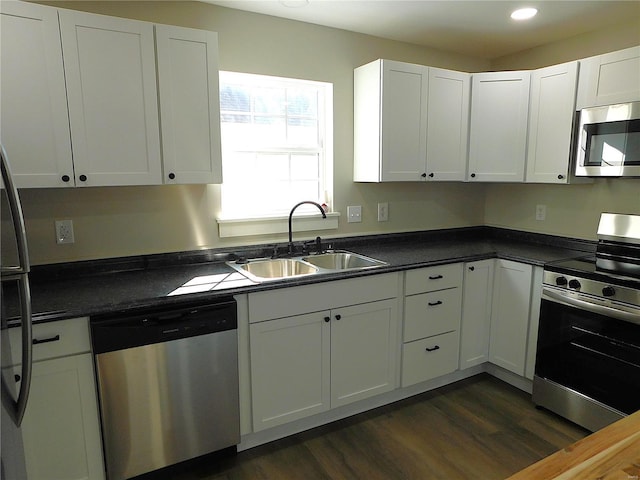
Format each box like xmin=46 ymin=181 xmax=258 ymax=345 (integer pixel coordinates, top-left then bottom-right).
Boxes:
xmin=13 ymin=2 xmax=640 ymax=264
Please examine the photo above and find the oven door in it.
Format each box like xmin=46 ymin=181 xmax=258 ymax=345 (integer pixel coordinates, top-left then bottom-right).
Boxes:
xmin=575 ymin=102 xmax=640 ymax=177
xmin=533 ymin=286 xmax=640 ymax=430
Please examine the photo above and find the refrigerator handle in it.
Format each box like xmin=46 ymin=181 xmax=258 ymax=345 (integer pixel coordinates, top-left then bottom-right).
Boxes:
xmin=1 ymin=145 xmax=30 ymax=273
xmin=1 ymin=144 xmax=34 ymax=426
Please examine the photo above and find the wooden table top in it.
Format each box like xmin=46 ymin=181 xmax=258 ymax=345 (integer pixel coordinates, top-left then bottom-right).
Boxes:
xmin=507 ymin=410 xmax=640 ymax=480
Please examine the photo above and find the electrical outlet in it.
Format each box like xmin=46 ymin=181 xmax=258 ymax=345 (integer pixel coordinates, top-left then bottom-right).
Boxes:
xmin=347 ymin=205 xmax=362 ymax=223
xmin=55 ymin=220 xmax=75 ymax=244
xmin=377 ymin=202 xmax=389 ymax=222
xmin=535 ymin=205 xmax=547 ymax=221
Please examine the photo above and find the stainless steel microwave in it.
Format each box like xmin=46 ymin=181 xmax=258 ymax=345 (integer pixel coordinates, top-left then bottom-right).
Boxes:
xmin=575 ymin=101 xmax=640 ymax=177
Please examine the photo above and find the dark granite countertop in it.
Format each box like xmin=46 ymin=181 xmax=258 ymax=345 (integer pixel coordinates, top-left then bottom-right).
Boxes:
xmin=3 ymin=227 xmax=595 ymax=325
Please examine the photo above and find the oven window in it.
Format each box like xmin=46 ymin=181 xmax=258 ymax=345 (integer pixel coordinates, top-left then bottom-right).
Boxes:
xmin=584 ymin=118 xmax=640 ymax=166
xmin=536 ymin=298 xmax=640 ymax=414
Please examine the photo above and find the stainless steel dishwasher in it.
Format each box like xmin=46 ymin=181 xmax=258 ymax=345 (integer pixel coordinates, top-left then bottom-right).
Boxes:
xmin=90 ymin=298 xmax=239 ymax=480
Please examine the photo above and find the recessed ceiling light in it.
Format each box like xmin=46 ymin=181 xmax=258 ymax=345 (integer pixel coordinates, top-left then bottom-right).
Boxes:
xmin=511 ymin=7 xmax=538 ymax=20
xmin=279 ymin=0 xmax=310 ymax=7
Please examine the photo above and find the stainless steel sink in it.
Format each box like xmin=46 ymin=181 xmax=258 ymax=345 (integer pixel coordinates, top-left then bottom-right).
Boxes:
xmin=228 ymin=250 xmax=387 ymax=282
xmin=302 ymin=251 xmax=387 ymax=270
xmin=234 ymin=258 xmax=318 ymax=280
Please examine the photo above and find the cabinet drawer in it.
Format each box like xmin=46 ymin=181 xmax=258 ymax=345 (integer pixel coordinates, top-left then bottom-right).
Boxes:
xmin=404 ymin=288 xmax=461 ymax=341
xmin=8 ymin=317 xmax=91 ymax=366
xmin=405 ymin=263 xmax=462 ymax=295
xmin=401 ymin=331 xmax=459 ymax=387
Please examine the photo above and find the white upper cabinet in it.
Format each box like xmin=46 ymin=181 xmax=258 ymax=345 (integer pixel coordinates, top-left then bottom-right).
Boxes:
xmin=354 ymin=60 xmax=427 ymax=182
xmin=468 ymin=71 xmax=531 ymax=182
xmin=576 ymin=46 xmax=640 ymax=109
xmin=59 ymin=10 xmax=162 ymax=187
xmin=354 ymin=60 xmax=469 ymax=182
xmin=155 ymin=25 xmax=222 ymax=184
xmin=425 ymin=68 xmax=470 ymax=181
xmin=0 ymin=2 xmax=74 ymax=188
xmin=526 ymin=61 xmax=579 ymax=183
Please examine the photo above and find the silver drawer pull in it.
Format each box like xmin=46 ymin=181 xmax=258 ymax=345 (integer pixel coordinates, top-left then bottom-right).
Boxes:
xmin=33 ymin=335 xmax=60 ymax=345
xmin=425 ymin=345 xmax=440 ymax=352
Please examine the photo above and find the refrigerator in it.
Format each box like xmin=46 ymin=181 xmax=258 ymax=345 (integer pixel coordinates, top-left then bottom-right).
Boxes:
xmin=1 ymin=144 xmax=33 ymax=478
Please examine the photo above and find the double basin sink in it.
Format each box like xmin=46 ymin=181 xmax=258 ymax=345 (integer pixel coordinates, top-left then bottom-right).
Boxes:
xmin=228 ymin=250 xmax=387 ymax=282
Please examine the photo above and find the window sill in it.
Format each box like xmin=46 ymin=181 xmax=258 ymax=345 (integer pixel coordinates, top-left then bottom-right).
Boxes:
xmin=217 ymin=212 xmax=340 ymax=238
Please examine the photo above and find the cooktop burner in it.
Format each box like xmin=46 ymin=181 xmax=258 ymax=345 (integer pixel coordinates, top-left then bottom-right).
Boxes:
xmin=545 ymin=255 xmax=640 ymax=290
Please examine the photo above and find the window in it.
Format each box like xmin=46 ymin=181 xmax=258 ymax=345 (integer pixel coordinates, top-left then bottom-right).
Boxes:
xmin=218 ymin=72 xmax=333 ymax=221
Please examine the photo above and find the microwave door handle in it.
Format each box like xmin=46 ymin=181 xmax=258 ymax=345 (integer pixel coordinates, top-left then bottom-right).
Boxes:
xmin=542 ymin=288 xmax=640 ymax=326
xmin=0 ymin=145 xmax=30 ymax=274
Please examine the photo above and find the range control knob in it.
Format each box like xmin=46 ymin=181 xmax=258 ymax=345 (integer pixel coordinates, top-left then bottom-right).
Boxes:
xmin=555 ymin=276 xmax=568 ymax=286
xmin=568 ymin=279 xmax=581 ymax=290
xmin=602 ymin=286 xmax=616 ymax=297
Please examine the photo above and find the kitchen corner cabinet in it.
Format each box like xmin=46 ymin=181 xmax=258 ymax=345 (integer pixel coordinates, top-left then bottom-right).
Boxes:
xmin=248 ymin=274 xmax=400 ymax=432
xmin=0 ymin=2 xmax=74 ymax=188
xmin=353 ymin=60 xmax=469 ymax=182
xmin=7 ymin=318 xmax=104 ymax=480
xmin=155 ymin=25 xmax=223 ymax=184
xmin=401 ymin=264 xmax=463 ymax=387
xmin=59 ymin=10 xmax=162 ymax=187
xmin=526 ymin=62 xmax=579 ymax=184
xmin=488 ymin=259 xmax=533 ymax=376
xmin=459 ymin=259 xmax=494 ymax=369
xmin=468 ymin=71 xmax=531 ymax=182
xmin=576 ymin=45 xmax=640 ymax=109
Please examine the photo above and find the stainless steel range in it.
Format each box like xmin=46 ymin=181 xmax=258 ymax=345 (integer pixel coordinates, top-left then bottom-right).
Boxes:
xmin=533 ymin=213 xmax=640 ymax=432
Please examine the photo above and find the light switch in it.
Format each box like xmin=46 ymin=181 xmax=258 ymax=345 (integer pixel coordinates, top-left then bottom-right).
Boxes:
xmin=347 ymin=205 xmax=362 ymax=223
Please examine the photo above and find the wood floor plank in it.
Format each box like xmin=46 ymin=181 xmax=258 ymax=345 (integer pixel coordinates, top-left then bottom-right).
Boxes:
xmin=172 ymin=374 xmax=588 ymax=480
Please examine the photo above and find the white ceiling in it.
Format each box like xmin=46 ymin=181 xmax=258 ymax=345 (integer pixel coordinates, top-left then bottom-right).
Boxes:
xmin=202 ymin=0 xmax=640 ymax=59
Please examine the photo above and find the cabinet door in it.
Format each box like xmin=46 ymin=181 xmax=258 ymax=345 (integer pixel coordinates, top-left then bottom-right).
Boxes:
xmin=18 ymin=354 xmax=104 ymax=480
xmin=525 ymin=266 xmax=544 ymax=380
xmin=59 ymin=10 xmax=161 ymax=186
xmin=460 ymin=260 xmax=494 ymax=369
xmin=468 ymin=71 xmax=530 ymax=182
xmin=489 ymin=259 xmax=532 ymax=376
xmin=425 ymin=68 xmax=470 ymax=181
xmin=330 ymin=299 xmax=398 ymax=408
xmin=0 ymin=2 xmax=74 ymax=188
xmin=380 ymin=60 xmax=428 ymax=181
xmin=156 ymin=25 xmax=222 ymax=184
xmin=577 ymin=46 xmax=640 ymax=108
xmin=249 ymin=312 xmax=330 ymax=431
xmin=526 ymin=62 xmax=578 ymax=183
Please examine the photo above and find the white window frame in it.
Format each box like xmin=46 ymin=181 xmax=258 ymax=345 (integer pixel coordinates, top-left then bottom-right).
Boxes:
xmin=216 ymin=71 xmax=336 ymax=238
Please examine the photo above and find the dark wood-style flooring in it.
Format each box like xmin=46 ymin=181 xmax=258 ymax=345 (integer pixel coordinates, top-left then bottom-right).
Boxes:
xmin=173 ymin=374 xmax=588 ymax=480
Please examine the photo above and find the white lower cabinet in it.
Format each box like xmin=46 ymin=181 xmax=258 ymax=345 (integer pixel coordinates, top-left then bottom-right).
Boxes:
xmin=250 ymin=311 xmax=330 ymax=430
xmin=248 ymin=274 xmax=400 ymax=432
xmin=488 ymin=259 xmax=533 ymax=376
xmin=401 ymin=264 xmax=462 ymax=387
xmin=8 ymin=318 xmax=104 ymax=480
xmin=459 ymin=259 xmax=494 ymax=369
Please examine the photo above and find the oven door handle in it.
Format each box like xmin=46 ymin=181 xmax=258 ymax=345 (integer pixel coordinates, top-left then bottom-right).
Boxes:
xmin=542 ymin=288 xmax=640 ymax=326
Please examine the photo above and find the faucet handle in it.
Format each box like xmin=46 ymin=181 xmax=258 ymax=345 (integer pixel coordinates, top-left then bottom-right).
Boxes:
xmin=315 ymin=236 xmax=323 ymax=254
